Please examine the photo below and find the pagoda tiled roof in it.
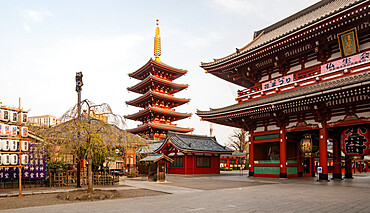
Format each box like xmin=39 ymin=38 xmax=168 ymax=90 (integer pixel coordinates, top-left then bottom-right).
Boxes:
xmin=129 ymin=58 xmax=187 ymax=81
xmin=127 ymin=74 xmax=188 ymax=94
xmin=197 ymin=70 xmax=370 ymax=118
xmin=125 ymin=90 xmax=190 ymax=108
xmin=154 ymin=131 xmax=233 ymax=154
xmin=126 ymin=122 xmax=194 ymax=134
xmin=201 ymin=0 xmax=366 ymax=68
xmin=124 ymin=107 xmax=192 ymax=121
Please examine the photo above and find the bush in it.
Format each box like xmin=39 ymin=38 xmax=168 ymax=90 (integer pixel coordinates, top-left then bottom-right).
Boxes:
xmin=220 ymin=167 xmax=233 ymax=171
xmin=127 ymin=172 xmax=138 ymax=178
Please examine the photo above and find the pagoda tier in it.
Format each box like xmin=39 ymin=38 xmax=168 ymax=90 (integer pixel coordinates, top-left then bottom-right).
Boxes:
xmin=126 ymin=122 xmax=193 ymax=136
xmin=127 ymin=74 xmax=188 ymax=95
xmin=125 ymin=90 xmax=190 ymax=108
xmin=124 ymin=107 xmax=191 ymax=122
xmin=129 ymin=58 xmax=187 ymax=81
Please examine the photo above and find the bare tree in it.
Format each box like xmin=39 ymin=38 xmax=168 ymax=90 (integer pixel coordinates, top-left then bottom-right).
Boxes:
xmin=38 ymin=99 xmax=146 ymax=194
xmin=227 ymin=129 xmax=249 ymax=154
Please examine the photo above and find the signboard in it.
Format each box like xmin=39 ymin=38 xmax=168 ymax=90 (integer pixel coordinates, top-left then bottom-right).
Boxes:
xmin=321 ymin=50 xmax=370 ymax=74
xmin=317 ymin=167 xmax=322 ymax=174
xmin=262 ymin=74 xmax=293 ymax=91
xmin=0 ymin=143 xmax=46 ymax=180
xmin=337 ymin=28 xmax=360 ymax=58
xmin=341 ymin=126 xmax=369 ymax=156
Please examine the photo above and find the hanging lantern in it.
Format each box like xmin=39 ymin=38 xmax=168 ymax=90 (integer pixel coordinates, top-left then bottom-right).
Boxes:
xmin=300 ymin=134 xmax=313 ymax=157
xmin=3 ymin=125 xmax=10 ymax=136
xmin=21 ymin=126 xmax=28 ymax=137
xmin=341 ymin=126 xmax=369 ymax=156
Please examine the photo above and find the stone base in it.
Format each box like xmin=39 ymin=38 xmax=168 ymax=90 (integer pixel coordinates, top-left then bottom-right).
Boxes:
xmin=319 ymin=173 xmax=329 ymax=181
xmin=332 ymin=173 xmax=342 ymax=180
xmin=280 ymin=173 xmax=287 ymax=178
xmin=344 ymin=172 xmax=353 ymax=179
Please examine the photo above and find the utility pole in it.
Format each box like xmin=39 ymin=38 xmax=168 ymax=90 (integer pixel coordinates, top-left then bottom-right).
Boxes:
xmin=76 ymin=72 xmax=83 ymax=187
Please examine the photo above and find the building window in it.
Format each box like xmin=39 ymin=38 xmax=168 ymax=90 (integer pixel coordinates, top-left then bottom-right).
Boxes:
xmin=196 ymin=156 xmax=211 ymax=168
xmin=170 ymin=156 xmax=183 ymax=167
xmin=229 ymin=160 xmax=236 ymax=165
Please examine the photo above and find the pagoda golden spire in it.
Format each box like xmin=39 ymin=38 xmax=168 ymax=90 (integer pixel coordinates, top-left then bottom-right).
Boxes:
xmin=154 ymin=19 xmax=162 ymax=62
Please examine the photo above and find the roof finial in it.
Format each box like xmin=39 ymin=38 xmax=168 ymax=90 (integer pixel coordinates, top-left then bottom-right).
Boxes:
xmin=154 ymin=19 xmax=162 ymax=62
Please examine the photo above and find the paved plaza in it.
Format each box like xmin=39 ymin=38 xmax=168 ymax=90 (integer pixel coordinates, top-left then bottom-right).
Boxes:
xmin=1 ymin=171 xmax=370 ymax=213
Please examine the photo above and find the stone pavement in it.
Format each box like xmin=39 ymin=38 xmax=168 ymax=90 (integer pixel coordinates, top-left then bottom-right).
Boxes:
xmin=0 ymin=185 xmax=132 ymax=197
xmin=1 ymin=172 xmax=370 ymax=213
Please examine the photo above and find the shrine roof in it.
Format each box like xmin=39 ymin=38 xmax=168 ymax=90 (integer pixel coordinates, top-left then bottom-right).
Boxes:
xmin=197 ymin=70 xmax=370 ymax=118
xmin=140 ymin=153 xmax=174 ymax=163
xmin=154 ymin=131 xmax=232 ymax=154
xmin=139 ymin=140 xmax=165 ymax=154
xmin=125 ymin=90 xmax=190 ymax=107
xmin=126 ymin=122 xmax=194 ymax=134
xmin=127 ymin=74 xmax=188 ymax=94
xmin=221 ymin=151 xmax=247 ymax=158
xmin=129 ymin=58 xmax=188 ymax=81
xmin=124 ymin=107 xmax=192 ymax=120
xmin=201 ymin=0 xmax=365 ymax=68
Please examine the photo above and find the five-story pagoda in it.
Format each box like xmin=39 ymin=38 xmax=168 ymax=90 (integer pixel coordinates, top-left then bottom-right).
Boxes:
xmin=125 ymin=20 xmax=193 ymax=140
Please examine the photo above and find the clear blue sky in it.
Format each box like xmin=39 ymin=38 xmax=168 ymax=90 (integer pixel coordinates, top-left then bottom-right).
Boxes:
xmin=0 ymin=0 xmax=319 ymax=145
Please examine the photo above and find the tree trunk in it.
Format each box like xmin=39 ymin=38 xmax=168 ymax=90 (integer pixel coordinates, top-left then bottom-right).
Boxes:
xmin=87 ymin=140 xmax=93 ymax=194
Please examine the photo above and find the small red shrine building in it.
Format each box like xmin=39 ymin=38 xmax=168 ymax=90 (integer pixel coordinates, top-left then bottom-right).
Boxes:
xmin=220 ymin=151 xmax=247 ymax=169
xmin=197 ymin=0 xmax=370 ymax=180
xmin=125 ymin=20 xmax=193 ymax=140
xmin=153 ymin=131 xmax=232 ymax=175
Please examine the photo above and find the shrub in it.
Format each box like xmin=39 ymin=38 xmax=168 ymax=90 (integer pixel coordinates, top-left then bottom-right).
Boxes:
xmin=127 ymin=172 xmax=138 ymax=178
xmin=220 ymin=167 xmax=233 ymax=171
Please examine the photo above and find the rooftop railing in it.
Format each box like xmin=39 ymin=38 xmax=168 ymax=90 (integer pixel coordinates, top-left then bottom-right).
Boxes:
xmin=236 ymin=54 xmax=370 ymax=103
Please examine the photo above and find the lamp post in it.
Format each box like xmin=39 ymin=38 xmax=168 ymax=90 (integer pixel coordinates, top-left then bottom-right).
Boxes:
xmin=76 ymin=72 xmax=83 ymax=187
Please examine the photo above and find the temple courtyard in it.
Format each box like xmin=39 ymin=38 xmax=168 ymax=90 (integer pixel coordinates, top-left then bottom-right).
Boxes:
xmin=1 ymin=171 xmax=369 ymax=212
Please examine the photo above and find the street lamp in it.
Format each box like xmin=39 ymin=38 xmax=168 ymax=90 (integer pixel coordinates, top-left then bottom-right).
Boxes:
xmin=76 ymin=72 xmax=83 ymax=187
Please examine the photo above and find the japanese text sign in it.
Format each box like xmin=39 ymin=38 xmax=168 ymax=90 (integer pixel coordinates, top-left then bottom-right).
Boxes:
xmin=321 ymin=51 xmax=370 ymax=74
xmin=262 ymin=74 xmax=293 ymax=91
xmin=341 ymin=126 xmax=369 ymax=156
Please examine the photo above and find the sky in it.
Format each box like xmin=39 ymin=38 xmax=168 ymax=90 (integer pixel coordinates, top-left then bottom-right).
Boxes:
xmin=0 ymin=0 xmax=320 ymax=146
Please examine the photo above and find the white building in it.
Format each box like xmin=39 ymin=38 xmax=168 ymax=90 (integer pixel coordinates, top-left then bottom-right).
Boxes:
xmin=29 ymin=115 xmax=60 ymax=127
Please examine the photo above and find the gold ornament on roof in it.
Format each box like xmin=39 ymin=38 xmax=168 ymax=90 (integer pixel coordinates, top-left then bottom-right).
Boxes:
xmin=154 ymin=19 xmax=162 ymax=62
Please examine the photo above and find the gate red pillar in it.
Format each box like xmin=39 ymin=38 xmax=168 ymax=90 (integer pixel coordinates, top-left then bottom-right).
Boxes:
xmin=332 ymin=135 xmax=342 ymax=179
xmin=280 ymin=129 xmax=287 ymax=178
xmin=249 ymin=131 xmax=254 ymax=177
xmin=319 ymin=126 xmax=328 ymax=181
xmin=344 ymin=155 xmax=353 ymax=178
